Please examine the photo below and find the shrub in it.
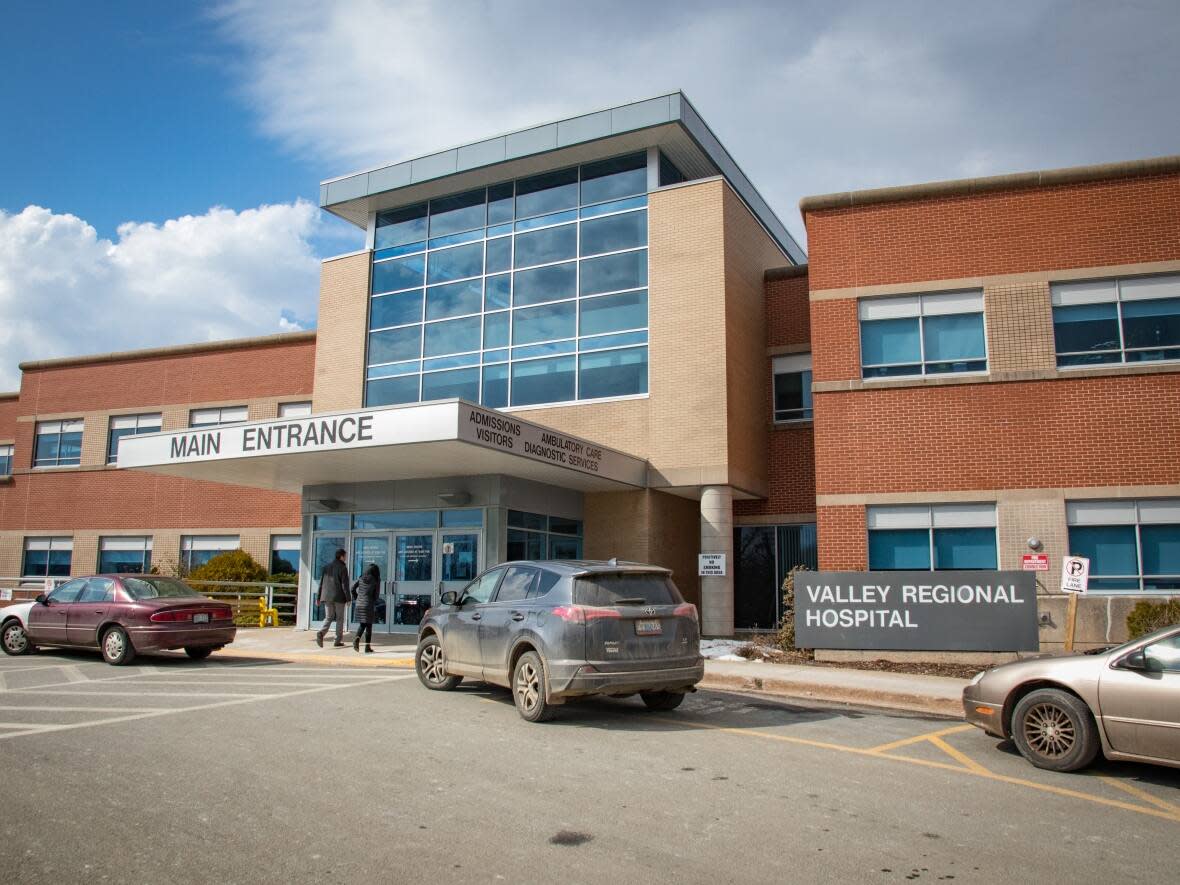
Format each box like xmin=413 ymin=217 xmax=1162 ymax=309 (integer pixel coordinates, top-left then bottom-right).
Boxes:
xmin=777 ymin=564 xmax=813 ymax=658
xmin=1126 ymin=599 xmax=1180 ymax=640
xmin=188 ymin=549 xmax=268 ymax=584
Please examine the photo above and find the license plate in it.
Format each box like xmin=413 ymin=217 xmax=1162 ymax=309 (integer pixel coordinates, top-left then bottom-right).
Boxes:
xmin=635 ymin=618 xmax=662 ymax=636
xmin=192 ymin=613 xmax=210 ymax=624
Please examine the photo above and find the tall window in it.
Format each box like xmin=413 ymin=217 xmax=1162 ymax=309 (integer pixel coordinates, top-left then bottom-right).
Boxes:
xmin=506 ymin=510 xmax=583 ymax=560
xmin=270 ymin=535 xmax=300 ymax=575
xmin=367 ymin=151 xmax=650 ymax=410
xmin=34 ymin=420 xmax=84 ymax=467
xmin=734 ymin=524 xmax=818 ymax=630
xmin=772 ymin=354 xmax=813 ymax=421
xmin=190 ymin=406 xmax=248 ymax=427
xmin=180 ymin=536 xmax=240 ymax=570
xmin=1052 ymin=274 xmax=1180 ymax=366
xmin=98 ymin=537 xmax=152 ymax=574
xmin=23 ymin=537 xmax=73 ymax=578
xmin=107 ymin=413 xmax=162 ymax=462
xmin=278 ymin=402 xmax=312 ymax=418
xmin=860 ymin=291 xmax=986 ymax=378
xmin=867 ymin=504 xmax=997 ymax=570
xmin=0 ymin=444 xmax=12 ymax=475
xmin=1067 ymin=500 xmax=1180 ymax=593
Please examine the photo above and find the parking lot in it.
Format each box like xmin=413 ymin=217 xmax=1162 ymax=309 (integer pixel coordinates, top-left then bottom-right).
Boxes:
xmin=1 ymin=650 xmax=1176 ymax=884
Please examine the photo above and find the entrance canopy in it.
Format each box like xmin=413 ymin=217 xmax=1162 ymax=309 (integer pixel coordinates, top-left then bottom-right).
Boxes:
xmin=117 ymin=400 xmax=647 ymax=494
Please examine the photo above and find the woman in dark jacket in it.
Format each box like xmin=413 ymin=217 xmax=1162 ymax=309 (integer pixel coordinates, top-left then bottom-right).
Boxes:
xmin=352 ymin=562 xmax=381 ymax=653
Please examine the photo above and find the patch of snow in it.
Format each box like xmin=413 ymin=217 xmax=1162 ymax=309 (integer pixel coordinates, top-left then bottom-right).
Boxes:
xmin=700 ymin=639 xmax=749 ymax=660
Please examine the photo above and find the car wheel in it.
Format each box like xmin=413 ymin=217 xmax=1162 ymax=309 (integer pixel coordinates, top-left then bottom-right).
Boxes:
xmin=415 ymin=635 xmax=462 ymax=691
xmin=1011 ymin=688 xmax=1100 ymax=772
xmin=640 ymin=690 xmax=686 ymax=712
xmin=184 ymin=646 xmax=214 ymax=660
xmin=512 ymin=651 xmax=554 ymax=722
xmin=1 ymin=620 xmax=35 ymax=656
xmin=101 ymin=626 xmax=136 ymax=666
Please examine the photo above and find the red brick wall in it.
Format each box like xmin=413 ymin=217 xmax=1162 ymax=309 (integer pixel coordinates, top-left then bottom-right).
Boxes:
xmin=810 ymin=299 xmax=859 ymax=383
xmin=0 ymin=470 xmax=298 ymax=531
xmin=766 ymin=273 xmax=811 ymax=348
xmin=804 ymin=172 xmax=1180 ymax=291
xmin=735 ymin=426 xmax=815 ymax=517
xmin=0 ymin=397 xmax=20 ymax=440
xmin=814 ymin=374 xmax=1180 ymax=495
xmin=18 ymin=337 xmax=316 ymax=415
xmin=816 ymin=505 xmax=866 ymax=569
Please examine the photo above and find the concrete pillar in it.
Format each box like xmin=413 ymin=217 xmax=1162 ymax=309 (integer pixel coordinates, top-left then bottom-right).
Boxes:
xmin=699 ymin=485 xmax=734 ymax=636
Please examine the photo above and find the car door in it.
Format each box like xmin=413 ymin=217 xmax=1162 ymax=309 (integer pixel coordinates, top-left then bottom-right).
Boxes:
xmin=1098 ymin=630 xmax=1180 ymax=761
xmin=444 ymin=567 xmax=505 ymax=673
xmin=67 ymin=578 xmax=115 ymax=647
xmin=26 ymin=578 xmax=87 ymax=645
xmin=478 ymin=566 xmax=539 ymax=684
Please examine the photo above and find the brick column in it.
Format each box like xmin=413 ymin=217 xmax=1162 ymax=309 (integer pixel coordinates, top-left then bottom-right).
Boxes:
xmin=699 ymin=485 xmax=734 ymax=636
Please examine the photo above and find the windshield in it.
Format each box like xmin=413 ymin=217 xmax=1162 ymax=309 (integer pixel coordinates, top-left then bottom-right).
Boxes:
xmin=574 ymin=573 xmax=680 ymax=607
xmin=1097 ymin=624 xmax=1180 ymax=658
xmin=122 ymin=577 xmax=201 ymax=600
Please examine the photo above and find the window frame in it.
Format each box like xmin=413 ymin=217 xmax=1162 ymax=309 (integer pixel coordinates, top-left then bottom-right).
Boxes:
xmin=866 ymin=504 xmax=998 ymax=571
xmin=33 ymin=420 xmax=84 ymax=468
xmin=189 ymin=406 xmax=248 ymax=428
xmin=0 ymin=443 xmax=12 ymax=475
xmin=270 ymin=535 xmax=301 ymax=575
xmin=107 ymin=413 xmax=163 ymax=463
xmin=1051 ymin=274 xmax=1180 ymax=368
xmin=22 ymin=536 xmax=74 ymax=579
xmin=277 ymin=402 xmax=312 ymax=419
xmin=97 ymin=536 xmax=153 ymax=574
xmin=859 ymin=291 xmax=988 ymax=380
xmin=772 ymin=353 xmax=813 ymax=423
xmin=180 ymin=535 xmax=241 ymax=571
xmin=1066 ymin=499 xmax=1180 ymax=593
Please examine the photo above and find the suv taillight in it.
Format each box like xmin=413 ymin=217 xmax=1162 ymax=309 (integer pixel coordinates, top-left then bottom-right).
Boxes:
xmin=673 ymin=603 xmax=698 ymax=624
xmin=552 ymin=605 xmax=622 ymax=624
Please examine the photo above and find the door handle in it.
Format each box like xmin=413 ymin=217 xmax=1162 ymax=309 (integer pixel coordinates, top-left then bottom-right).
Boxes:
xmin=511 ymin=612 xmax=525 ymax=622
xmin=471 ymin=612 xmax=482 ymax=621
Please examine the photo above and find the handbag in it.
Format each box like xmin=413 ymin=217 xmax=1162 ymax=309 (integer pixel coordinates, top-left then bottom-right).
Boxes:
xmin=350 ymin=579 xmax=359 ymax=601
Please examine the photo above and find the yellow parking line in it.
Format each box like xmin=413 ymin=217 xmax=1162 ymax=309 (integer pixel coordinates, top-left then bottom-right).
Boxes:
xmin=868 ymin=724 xmax=974 ymax=754
xmin=1099 ymin=776 xmax=1180 ymax=818
xmin=928 ymin=734 xmax=991 ymax=775
xmin=649 ymin=716 xmax=1180 ymax=824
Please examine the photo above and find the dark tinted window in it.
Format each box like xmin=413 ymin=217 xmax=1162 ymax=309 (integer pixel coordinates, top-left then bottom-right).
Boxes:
xmin=529 ymin=570 xmax=561 ymax=599
xmin=496 ymin=566 xmax=537 ymax=602
xmin=574 ymin=573 xmax=680 ymax=606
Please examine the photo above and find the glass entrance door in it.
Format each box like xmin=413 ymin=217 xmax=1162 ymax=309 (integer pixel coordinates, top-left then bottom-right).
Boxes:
xmin=310 ymin=534 xmax=348 ymax=624
xmin=350 ymin=534 xmax=391 ymax=632
xmin=392 ymin=533 xmax=434 ymax=630
xmin=440 ymin=532 xmax=480 ymax=598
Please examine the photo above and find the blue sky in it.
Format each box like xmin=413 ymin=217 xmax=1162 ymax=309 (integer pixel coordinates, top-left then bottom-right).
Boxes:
xmin=1 ymin=0 xmax=1178 ymax=389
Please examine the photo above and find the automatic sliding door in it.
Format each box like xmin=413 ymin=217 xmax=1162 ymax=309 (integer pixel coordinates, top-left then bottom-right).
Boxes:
xmin=393 ymin=533 xmax=434 ymax=629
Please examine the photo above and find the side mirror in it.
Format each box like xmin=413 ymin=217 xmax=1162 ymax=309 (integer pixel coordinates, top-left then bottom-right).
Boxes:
xmin=440 ymin=590 xmax=460 ymax=606
xmin=1121 ymin=649 xmax=1163 ymax=673
xmin=34 ymin=593 xmax=48 ymax=605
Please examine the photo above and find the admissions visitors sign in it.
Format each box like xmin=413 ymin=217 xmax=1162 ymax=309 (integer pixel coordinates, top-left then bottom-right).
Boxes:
xmin=794 ymin=571 xmax=1039 ymax=651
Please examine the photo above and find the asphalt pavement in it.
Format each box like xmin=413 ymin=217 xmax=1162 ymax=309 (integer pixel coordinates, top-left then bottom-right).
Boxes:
xmin=0 ymin=649 xmax=1177 ymax=884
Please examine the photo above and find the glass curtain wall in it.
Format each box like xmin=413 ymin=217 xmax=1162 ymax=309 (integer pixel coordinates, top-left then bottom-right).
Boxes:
xmin=733 ymin=524 xmax=818 ymax=630
xmin=366 ymin=152 xmax=650 ymax=409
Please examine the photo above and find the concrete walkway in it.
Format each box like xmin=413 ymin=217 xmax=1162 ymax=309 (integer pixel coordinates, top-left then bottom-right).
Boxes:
xmin=220 ymin=628 xmax=969 ymax=717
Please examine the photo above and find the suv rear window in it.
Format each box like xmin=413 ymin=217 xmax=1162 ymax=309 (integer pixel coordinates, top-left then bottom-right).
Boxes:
xmin=574 ymin=573 xmax=680 ymax=607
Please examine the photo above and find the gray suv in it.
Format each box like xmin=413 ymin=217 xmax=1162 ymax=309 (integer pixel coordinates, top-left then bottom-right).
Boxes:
xmin=414 ymin=560 xmax=704 ymax=722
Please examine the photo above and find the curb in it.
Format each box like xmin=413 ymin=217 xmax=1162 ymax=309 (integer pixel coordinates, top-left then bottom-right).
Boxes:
xmin=699 ymin=671 xmax=964 ymax=718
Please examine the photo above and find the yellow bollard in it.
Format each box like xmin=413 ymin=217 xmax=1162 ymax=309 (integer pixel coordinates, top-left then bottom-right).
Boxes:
xmin=257 ymin=595 xmax=280 ymax=628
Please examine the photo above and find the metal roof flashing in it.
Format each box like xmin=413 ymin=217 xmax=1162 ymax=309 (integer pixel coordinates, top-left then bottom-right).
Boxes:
xmin=319 ymin=92 xmax=805 ymax=264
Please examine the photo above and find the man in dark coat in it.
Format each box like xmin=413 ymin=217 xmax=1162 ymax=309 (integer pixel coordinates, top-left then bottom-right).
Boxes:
xmin=315 ymin=548 xmax=350 ymax=648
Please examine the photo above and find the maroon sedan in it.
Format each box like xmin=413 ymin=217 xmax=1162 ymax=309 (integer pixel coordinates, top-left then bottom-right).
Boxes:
xmin=0 ymin=575 xmax=236 ymax=665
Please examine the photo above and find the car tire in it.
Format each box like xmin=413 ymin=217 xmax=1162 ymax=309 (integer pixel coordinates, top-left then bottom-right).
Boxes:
xmin=184 ymin=646 xmax=214 ymax=660
xmin=640 ymin=690 xmax=686 ymax=712
xmin=512 ymin=650 xmax=554 ymax=723
xmin=1011 ymin=688 xmax=1100 ymax=772
xmin=101 ymin=626 xmax=136 ymax=666
xmin=415 ymin=634 xmax=462 ymax=691
xmin=1 ymin=619 xmax=35 ymax=656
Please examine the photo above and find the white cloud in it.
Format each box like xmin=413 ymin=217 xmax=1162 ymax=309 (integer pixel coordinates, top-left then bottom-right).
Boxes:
xmin=0 ymin=201 xmax=320 ymax=389
xmin=214 ymin=0 xmax=1180 ymax=249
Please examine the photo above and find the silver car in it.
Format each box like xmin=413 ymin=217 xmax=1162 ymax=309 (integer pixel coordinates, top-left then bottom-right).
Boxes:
xmin=964 ymin=623 xmax=1180 ymax=771
xmin=414 ymin=560 xmax=704 ymax=722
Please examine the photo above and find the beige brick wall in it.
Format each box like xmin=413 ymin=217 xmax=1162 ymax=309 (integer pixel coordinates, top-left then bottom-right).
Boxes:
xmin=984 ymin=281 xmax=1057 ymax=374
xmin=722 ymin=186 xmax=784 ymax=497
xmin=997 ymin=494 xmax=1068 ymax=595
xmin=513 ymin=398 xmax=650 ymax=459
xmin=312 ymin=252 xmax=370 ymax=413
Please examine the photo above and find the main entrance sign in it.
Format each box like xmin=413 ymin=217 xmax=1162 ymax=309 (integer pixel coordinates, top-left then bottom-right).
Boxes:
xmin=794 ymin=571 xmax=1038 ymax=651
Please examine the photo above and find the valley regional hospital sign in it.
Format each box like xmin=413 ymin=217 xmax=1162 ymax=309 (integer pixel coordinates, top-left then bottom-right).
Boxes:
xmin=794 ymin=571 xmax=1038 ymax=651
xmin=117 ymin=399 xmax=647 ymax=488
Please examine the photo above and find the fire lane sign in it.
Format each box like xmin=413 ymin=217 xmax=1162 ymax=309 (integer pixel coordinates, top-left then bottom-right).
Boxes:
xmin=1060 ymin=556 xmax=1090 ymax=594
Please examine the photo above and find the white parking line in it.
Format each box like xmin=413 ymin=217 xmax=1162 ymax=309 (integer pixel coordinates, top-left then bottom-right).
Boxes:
xmin=96 ymin=679 xmax=339 ymax=688
xmin=0 ymin=705 xmax=162 ymax=713
xmin=0 ymin=673 xmax=414 ymax=741
xmin=18 ymin=689 xmax=270 ymax=699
